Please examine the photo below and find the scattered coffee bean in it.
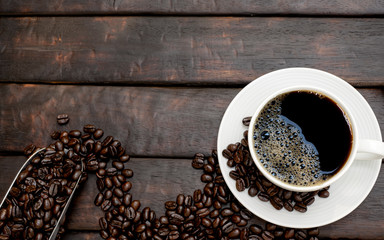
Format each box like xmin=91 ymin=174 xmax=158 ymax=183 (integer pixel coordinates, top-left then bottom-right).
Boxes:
xmin=57 ymin=114 xmax=69 ymax=125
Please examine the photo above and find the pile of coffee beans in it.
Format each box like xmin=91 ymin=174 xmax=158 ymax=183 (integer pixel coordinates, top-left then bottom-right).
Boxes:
xmin=222 ymin=117 xmax=330 ymax=213
xmin=189 ymin=151 xmax=320 ymax=240
xmin=1 ymin=115 xmax=323 ymax=239
xmin=0 ymin=141 xmax=85 ymax=239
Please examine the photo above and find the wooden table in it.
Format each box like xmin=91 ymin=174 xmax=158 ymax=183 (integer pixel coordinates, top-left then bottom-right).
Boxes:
xmin=0 ymin=1 xmax=383 ymax=239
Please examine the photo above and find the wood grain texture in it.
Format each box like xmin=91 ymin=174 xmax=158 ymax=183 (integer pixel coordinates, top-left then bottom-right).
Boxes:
xmin=1 ymin=0 xmax=384 ymax=15
xmin=0 ymin=156 xmax=383 ymax=239
xmin=0 ymin=85 xmax=383 ymax=156
xmin=1 ymin=17 xmax=384 ymax=86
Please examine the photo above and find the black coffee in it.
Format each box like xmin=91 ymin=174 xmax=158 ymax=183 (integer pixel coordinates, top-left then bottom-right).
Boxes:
xmin=252 ymin=90 xmax=353 ymax=186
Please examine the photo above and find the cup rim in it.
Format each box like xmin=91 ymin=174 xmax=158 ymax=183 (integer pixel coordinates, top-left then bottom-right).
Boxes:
xmin=247 ymin=85 xmax=358 ymax=192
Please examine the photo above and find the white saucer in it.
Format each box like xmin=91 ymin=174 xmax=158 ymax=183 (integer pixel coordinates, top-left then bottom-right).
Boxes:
xmin=217 ymin=68 xmax=382 ymax=228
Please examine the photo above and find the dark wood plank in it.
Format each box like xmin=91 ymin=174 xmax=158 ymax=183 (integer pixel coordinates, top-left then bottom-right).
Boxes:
xmin=0 ymin=85 xmax=383 ymax=156
xmin=1 ymin=0 xmax=384 ymax=15
xmin=1 ymin=17 xmax=384 ymax=86
xmin=0 ymin=156 xmax=383 ymax=239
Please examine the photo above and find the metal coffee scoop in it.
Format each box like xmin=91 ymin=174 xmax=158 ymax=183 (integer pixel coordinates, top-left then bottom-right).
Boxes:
xmin=0 ymin=148 xmax=84 ymax=240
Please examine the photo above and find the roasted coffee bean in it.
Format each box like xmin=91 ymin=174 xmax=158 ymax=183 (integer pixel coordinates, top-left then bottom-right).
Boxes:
xmin=236 ymin=164 xmax=247 ymax=177
xmin=68 ymin=129 xmax=81 ymax=138
xmin=104 ymin=177 xmax=113 ymax=189
xmin=249 ymin=224 xmax=263 ymax=235
xmin=283 ymin=190 xmax=292 ymax=200
xmin=204 ymin=196 xmax=213 ymax=207
xmin=193 ymin=189 xmax=202 ymax=202
xmin=109 ymin=145 xmax=118 ymax=157
xmin=112 ymin=161 xmax=124 ymax=170
xmin=231 ymin=215 xmax=241 ymax=224
xmin=123 ymin=194 xmax=132 ymax=206
xmin=83 ymin=124 xmax=96 ymax=133
xmin=228 ymin=228 xmax=241 ymax=238
xmin=227 ymin=143 xmax=238 ymax=152
xmin=294 ymin=203 xmax=307 ymax=213
xmin=34 ymin=218 xmax=44 ymax=229
xmin=121 ymin=169 xmax=134 ymax=178
xmin=307 ymin=228 xmax=320 ymax=236
xmin=239 ymin=219 xmax=249 ymax=227
xmin=116 ymin=174 xmax=126 ymax=183
xmin=283 ymin=200 xmax=294 ymax=212
xmin=92 ymin=141 xmax=102 ymax=154
xmin=265 ymin=223 xmax=277 ymax=231
xmin=57 ymin=114 xmax=69 ymax=125
xmin=203 ymin=164 xmax=215 ymax=174
xmin=169 ymin=213 xmax=184 ymax=225
xmin=201 ymin=217 xmax=212 ymax=228
xmin=271 ymin=196 xmax=283 ymax=210
xmin=87 ymin=160 xmax=99 ymax=171
xmin=216 ymin=195 xmax=227 ymax=204
xmin=229 ymin=170 xmax=239 ymax=180
xmin=101 ymin=200 xmax=112 ymax=211
xmin=304 ymin=196 xmax=315 ymax=206
xmin=240 ymin=209 xmax=253 ymax=220
xmin=196 ymin=208 xmax=210 ymax=218
xmin=99 ymin=217 xmax=108 ymax=230
xmin=267 ymin=185 xmax=279 ymax=197
xmin=124 ymin=206 xmax=136 ymax=220
xmin=107 ymin=168 xmax=117 ymax=176
xmin=318 ymin=189 xmax=330 ymax=198
xmin=192 ymin=153 xmax=205 ymax=169
xmin=227 ymin=159 xmax=235 ymax=167
xmin=104 ymin=190 xmax=113 ymax=200
xmin=94 ymin=193 xmax=104 ymax=206
xmin=184 ymin=195 xmax=192 ymax=206
xmin=293 ymin=193 xmax=303 ymax=202
xmin=236 ymin=178 xmax=245 ymax=192
xmin=113 ymin=188 xmax=124 ymax=198
xmin=111 ymin=197 xmax=122 ymax=206
xmin=10 ymin=186 xmax=21 ymax=197
xmin=233 ymin=150 xmax=243 ymax=164
xmin=240 ymin=228 xmax=249 ymax=240
xmin=131 ymin=200 xmax=141 ymax=211
xmin=168 ymin=230 xmax=180 ymax=240
xmin=248 ymin=186 xmax=258 ymax=197
xmin=72 ymin=170 xmax=82 ymax=181
xmin=91 ymin=129 xmax=104 ymax=139
xmin=175 ymin=194 xmax=184 ymax=206
xmin=50 ymin=131 xmax=61 ymax=140
xmin=112 ymin=175 xmax=121 ymax=187
xmin=118 ymin=155 xmax=130 ymax=163
xmin=242 ymin=116 xmax=252 ymax=126
xmin=222 ymin=149 xmax=233 ymax=159
xmin=261 ymin=231 xmax=274 ymax=240
xmin=96 ymin=178 xmax=105 ymax=192
xmin=255 ymin=180 xmax=265 ymax=193
xmin=221 ymin=208 xmax=234 ymax=217
xmin=258 ymin=192 xmax=270 ymax=202
xmin=230 ymin=202 xmax=241 ymax=213
xmin=102 ymin=136 xmax=114 ymax=147
xmin=222 ymin=222 xmax=235 ymax=234
xmin=200 ymin=174 xmax=212 ymax=183
xmin=295 ymin=230 xmax=307 ymax=240
xmin=165 ymin=201 xmax=177 ymax=210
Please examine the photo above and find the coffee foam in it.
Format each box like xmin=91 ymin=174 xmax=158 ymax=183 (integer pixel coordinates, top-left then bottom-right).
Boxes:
xmin=252 ymin=94 xmax=329 ymax=186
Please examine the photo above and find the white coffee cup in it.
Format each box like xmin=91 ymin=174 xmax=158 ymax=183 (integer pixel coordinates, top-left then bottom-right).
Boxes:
xmin=248 ymin=85 xmax=384 ymax=192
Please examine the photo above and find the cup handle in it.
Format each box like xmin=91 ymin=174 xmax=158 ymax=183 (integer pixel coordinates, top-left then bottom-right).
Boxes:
xmin=356 ymin=139 xmax=384 ymax=160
